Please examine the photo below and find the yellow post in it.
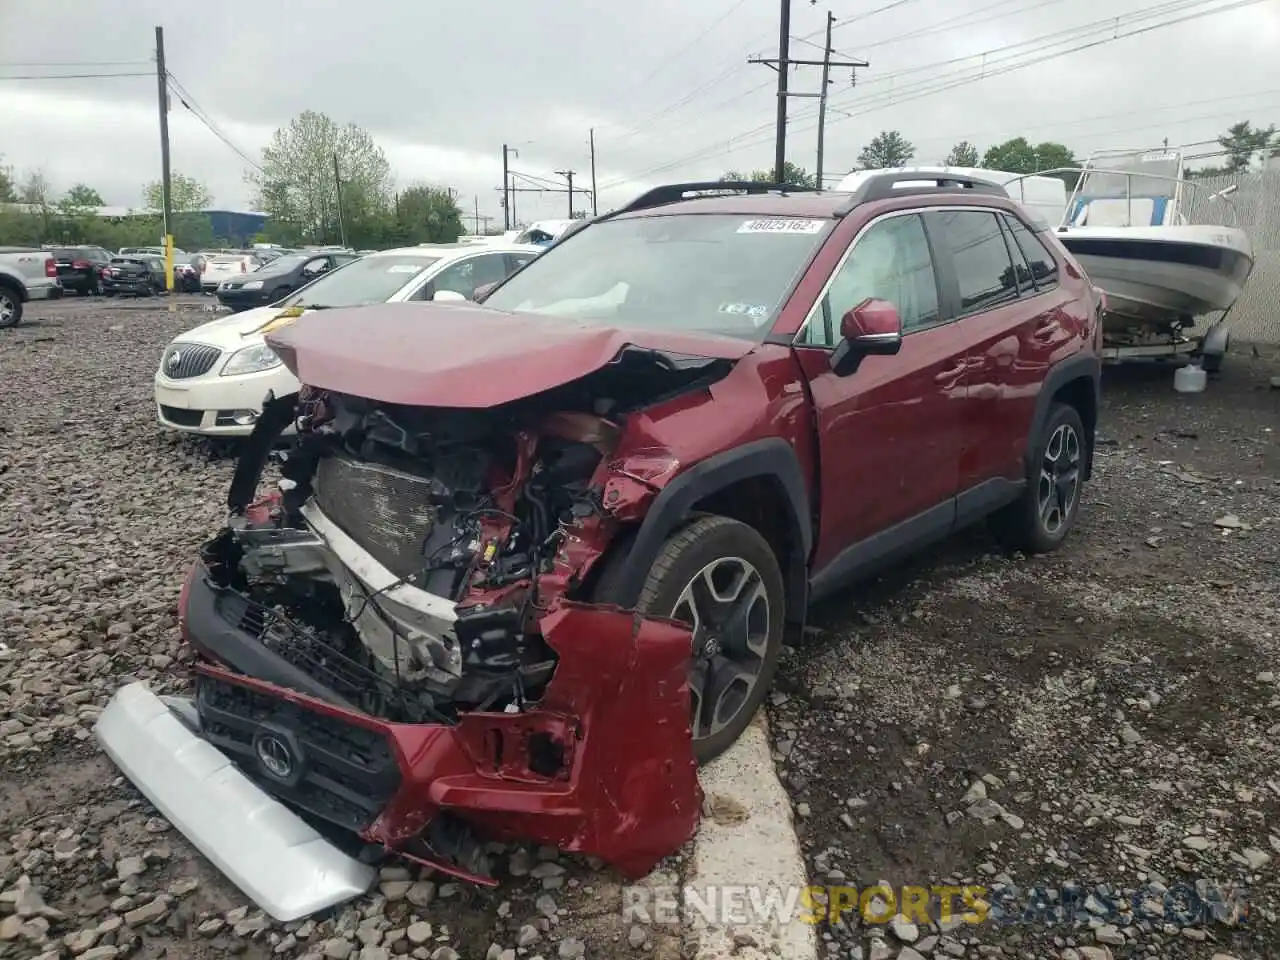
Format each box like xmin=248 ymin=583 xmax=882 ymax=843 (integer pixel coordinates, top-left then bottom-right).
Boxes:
xmin=164 ymin=233 xmax=175 ymax=312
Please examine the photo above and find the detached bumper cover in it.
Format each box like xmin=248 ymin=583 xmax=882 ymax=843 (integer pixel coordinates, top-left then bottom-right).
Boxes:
xmin=94 ymin=682 xmax=376 ymax=921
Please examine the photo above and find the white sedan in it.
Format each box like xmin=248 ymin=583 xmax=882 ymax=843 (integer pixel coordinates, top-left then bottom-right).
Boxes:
xmin=153 ymin=241 xmax=542 ymax=437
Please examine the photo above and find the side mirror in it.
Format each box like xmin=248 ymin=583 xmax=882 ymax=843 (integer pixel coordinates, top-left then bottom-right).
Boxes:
xmin=473 ymin=281 xmax=499 ymax=302
xmin=432 ymin=289 xmax=468 ymax=303
xmin=830 ymin=298 xmax=902 ymax=376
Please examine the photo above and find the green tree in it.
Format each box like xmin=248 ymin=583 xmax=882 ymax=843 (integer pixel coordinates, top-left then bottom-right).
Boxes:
xmin=63 ymin=184 xmax=104 ymax=208
xmin=248 ymin=110 xmax=393 ymax=245
xmin=945 ymin=141 xmax=980 ymax=167
xmin=142 ymin=172 xmax=212 ymax=212
xmin=981 ymin=137 xmax=1037 ymax=172
xmin=1218 ymin=120 xmax=1276 ymax=172
xmin=0 ymin=158 xmax=14 ymax=204
xmin=981 ymin=138 xmax=1075 ymax=173
xmin=856 ymin=130 xmax=915 ymax=170
xmin=390 ymin=185 xmax=463 ymax=244
xmin=719 ymin=161 xmax=817 ymax=187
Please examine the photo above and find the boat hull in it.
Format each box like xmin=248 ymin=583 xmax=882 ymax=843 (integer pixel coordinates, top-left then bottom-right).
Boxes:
xmin=1058 ymin=227 xmax=1254 ymax=324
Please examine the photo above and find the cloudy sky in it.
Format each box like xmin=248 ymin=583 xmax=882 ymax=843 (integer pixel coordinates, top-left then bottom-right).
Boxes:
xmin=1 ymin=0 xmax=1276 ymax=227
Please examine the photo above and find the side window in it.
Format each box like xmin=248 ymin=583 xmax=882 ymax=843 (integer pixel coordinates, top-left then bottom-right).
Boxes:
xmin=432 ymin=259 xmax=475 ymax=297
xmin=433 ymin=255 xmax=509 ymax=299
xmin=799 ymin=213 xmax=939 ymax=346
xmin=925 ymin=210 xmax=1018 ymax=314
xmin=302 ymin=257 xmax=330 ymax=276
xmin=1002 ymin=214 xmax=1059 ymax=289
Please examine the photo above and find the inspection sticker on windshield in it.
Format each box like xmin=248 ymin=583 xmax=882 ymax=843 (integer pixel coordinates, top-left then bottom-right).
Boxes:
xmin=737 ymin=217 xmax=824 ymax=235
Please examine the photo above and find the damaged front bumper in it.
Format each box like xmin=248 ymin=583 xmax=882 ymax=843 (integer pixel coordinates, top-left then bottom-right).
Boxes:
xmin=97 ymin=579 xmax=702 ymax=917
xmin=94 ymin=682 xmax=377 ymax=922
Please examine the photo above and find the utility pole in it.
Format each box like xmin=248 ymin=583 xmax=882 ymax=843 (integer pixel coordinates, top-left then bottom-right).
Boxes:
xmin=474 ymin=196 xmax=480 ymax=234
xmin=815 ymin=12 xmax=835 ymax=190
xmin=589 ymin=129 xmax=598 ymax=216
xmin=501 ymin=144 xmax=519 ymax=230
xmin=154 ymin=25 xmax=174 ymax=293
xmin=751 ymin=8 xmax=868 ymax=186
xmin=556 ymin=170 xmax=575 ymax=217
xmin=332 ymin=153 xmax=348 ymax=248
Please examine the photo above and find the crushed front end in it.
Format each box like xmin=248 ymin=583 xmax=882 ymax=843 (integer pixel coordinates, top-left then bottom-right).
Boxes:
xmin=100 ymin=362 xmax=718 ymax=915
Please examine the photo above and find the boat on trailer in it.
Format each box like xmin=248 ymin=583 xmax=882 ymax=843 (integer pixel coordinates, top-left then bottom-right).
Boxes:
xmin=1013 ymin=148 xmax=1254 ymax=369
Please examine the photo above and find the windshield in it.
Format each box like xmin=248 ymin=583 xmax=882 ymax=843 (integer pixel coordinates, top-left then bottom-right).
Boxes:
xmin=483 ymin=214 xmax=829 ymax=340
xmin=264 ymin=254 xmax=309 ymax=271
xmin=1080 ymin=151 xmax=1181 ymax=198
xmin=281 ymin=254 xmax=440 ymax=308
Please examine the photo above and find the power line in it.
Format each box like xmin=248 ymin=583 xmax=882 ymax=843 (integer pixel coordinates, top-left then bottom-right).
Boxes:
xmin=0 ymin=59 xmax=151 ymax=67
xmin=609 ymin=0 xmax=754 ymax=108
xmin=795 ymin=0 xmax=927 ymax=42
xmin=165 ymin=71 xmax=265 ymax=174
xmin=601 ymin=0 xmax=1265 ymax=189
xmin=820 ymin=0 xmax=1267 ymax=121
xmin=908 ymin=89 xmax=1280 ymax=154
xmin=853 ymin=0 xmax=1073 ymax=54
xmin=843 ymin=0 xmax=1217 ymax=89
xmin=0 ymin=71 xmax=151 ymax=80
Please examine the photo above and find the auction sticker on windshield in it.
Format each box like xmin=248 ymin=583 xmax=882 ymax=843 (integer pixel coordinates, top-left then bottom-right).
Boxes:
xmin=737 ymin=218 xmax=825 ymax=235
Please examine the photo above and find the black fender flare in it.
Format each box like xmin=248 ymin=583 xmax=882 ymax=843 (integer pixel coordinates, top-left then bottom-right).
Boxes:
xmin=604 ymin=437 xmax=813 ymax=620
xmin=0 ymin=274 xmax=26 ymax=302
xmin=1027 ymin=353 xmax=1101 ymax=479
xmin=227 ymin=391 xmax=298 ymax=513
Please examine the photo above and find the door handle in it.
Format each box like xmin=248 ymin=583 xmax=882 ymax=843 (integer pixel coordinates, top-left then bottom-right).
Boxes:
xmin=934 ymin=361 xmax=967 ymax=383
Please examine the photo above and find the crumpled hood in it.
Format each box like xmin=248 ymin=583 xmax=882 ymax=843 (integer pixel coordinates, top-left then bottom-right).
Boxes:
xmin=264 ymin=301 xmax=754 ymax=408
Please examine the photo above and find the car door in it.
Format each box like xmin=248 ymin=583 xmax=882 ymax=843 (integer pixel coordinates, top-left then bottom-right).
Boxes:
xmin=922 ymin=208 xmax=1075 ymax=505
xmin=791 ymin=210 xmax=968 ymax=575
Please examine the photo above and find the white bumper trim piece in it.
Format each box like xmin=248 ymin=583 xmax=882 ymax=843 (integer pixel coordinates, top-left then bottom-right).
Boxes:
xmin=94 ymin=682 xmax=376 ymax=921
xmin=299 ymin=500 xmax=459 ymax=623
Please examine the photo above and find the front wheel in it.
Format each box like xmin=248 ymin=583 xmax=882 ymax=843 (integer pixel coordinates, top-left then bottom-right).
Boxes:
xmin=990 ymin=402 xmax=1086 ymax=553
xmin=0 ymin=287 xmax=22 ymax=328
xmin=592 ymin=515 xmax=786 ymax=763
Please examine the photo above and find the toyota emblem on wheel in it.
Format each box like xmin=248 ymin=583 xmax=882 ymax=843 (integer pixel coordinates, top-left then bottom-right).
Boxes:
xmin=255 ymin=735 xmax=293 ymax=779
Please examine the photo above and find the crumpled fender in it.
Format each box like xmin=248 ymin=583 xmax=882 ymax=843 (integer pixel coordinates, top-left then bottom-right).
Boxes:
xmin=369 ymin=601 xmax=702 ymax=877
xmin=200 ymin=600 xmax=702 ymax=881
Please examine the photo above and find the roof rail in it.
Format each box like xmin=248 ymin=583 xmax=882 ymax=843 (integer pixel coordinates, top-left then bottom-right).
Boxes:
xmin=548 ymin=180 xmax=823 ymax=248
xmin=616 ymin=180 xmax=821 ymax=217
xmin=837 ymin=172 xmax=1007 ymax=214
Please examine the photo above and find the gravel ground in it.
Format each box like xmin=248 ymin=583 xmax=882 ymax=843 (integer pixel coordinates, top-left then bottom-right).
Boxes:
xmin=3 ymin=298 xmax=1278 ymax=960
xmin=0 ymin=299 xmax=683 ymax=960
xmin=771 ymin=350 xmax=1280 ymax=959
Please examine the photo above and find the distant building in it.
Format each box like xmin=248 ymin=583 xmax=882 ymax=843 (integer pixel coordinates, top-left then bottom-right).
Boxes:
xmin=0 ymin=203 xmax=269 ymax=245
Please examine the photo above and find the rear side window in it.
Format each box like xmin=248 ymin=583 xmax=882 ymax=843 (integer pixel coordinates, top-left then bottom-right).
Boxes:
xmin=1002 ymin=214 xmax=1059 ymax=290
xmin=924 ymin=210 xmax=1018 ymax=314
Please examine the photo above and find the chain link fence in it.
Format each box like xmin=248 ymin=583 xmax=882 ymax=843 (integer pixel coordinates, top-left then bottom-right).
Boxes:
xmin=1182 ymin=169 xmax=1280 ymax=346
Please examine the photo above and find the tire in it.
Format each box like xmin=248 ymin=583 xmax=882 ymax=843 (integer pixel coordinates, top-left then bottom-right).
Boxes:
xmin=1201 ymin=351 xmax=1224 ymax=374
xmin=0 ymin=285 xmax=22 ymax=329
xmin=592 ymin=515 xmax=786 ymax=764
xmin=989 ymin=402 xmax=1086 ymax=553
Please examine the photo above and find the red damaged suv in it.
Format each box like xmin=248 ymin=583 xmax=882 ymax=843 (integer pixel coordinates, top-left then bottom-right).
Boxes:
xmin=99 ymin=174 xmax=1101 ymax=911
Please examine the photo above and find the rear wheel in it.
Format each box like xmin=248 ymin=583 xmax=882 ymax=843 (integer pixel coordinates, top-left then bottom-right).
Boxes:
xmin=990 ymin=402 xmax=1086 ymax=553
xmin=592 ymin=515 xmax=785 ymax=763
xmin=0 ymin=286 xmax=22 ymax=328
